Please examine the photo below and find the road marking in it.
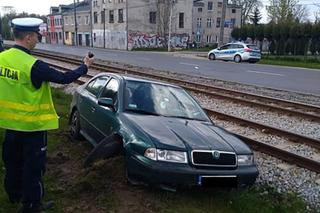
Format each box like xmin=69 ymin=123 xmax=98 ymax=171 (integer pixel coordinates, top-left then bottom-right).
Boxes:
xmin=180 ymin=62 xmax=200 ymax=67
xmin=246 ymin=70 xmax=285 ymax=77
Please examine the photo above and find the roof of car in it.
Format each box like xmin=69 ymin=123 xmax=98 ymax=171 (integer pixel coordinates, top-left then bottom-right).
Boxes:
xmin=94 ymin=73 xmax=182 ymax=89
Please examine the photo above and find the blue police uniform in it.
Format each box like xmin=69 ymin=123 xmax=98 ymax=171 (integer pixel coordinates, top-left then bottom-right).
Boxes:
xmin=1 ymin=17 xmax=88 ymax=212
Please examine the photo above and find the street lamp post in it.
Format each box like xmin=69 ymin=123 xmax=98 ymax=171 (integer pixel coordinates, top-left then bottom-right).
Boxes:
xmin=103 ymin=7 xmax=106 ymax=48
xmin=73 ymin=0 xmax=78 ymax=46
xmin=219 ymin=0 xmax=227 ymax=46
xmin=168 ymin=0 xmax=175 ymax=52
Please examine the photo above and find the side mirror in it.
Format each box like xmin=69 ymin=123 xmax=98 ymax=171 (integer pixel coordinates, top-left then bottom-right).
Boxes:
xmin=98 ymin=98 xmax=114 ymax=110
xmin=217 ymin=47 xmax=221 ymax=50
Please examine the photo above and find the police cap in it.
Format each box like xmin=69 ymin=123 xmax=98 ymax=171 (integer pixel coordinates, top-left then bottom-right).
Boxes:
xmin=11 ymin=17 xmax=43 ymax=32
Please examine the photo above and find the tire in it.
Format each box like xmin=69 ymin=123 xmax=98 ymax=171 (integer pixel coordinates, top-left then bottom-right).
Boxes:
xmin=84 ymin=135 xmax=123 ymax=167
xmin=208 ymin=53 xmax=216 ymax=60
xmin=70 ymin=110 xmax=83 ymax=140
xmin=234 ymin=55 xmax=242 ymax=63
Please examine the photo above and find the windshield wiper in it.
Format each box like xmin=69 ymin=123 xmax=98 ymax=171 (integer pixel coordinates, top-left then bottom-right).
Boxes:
xmin=165 ymin=115 xmax=207 ymax=121
xmin=125 ymin=108 xmax=160 ymax=116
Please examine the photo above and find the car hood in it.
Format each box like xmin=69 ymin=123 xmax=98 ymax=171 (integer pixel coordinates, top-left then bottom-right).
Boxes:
xmin=123 ymin=113 xmax=252 ymax=154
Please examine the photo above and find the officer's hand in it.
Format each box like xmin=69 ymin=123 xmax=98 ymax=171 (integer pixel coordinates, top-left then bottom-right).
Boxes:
xmin=83 ymin=53 xmax=94 ymax=68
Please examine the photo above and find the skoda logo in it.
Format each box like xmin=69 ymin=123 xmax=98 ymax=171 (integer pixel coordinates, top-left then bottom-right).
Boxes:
xmin=212 ymin=151 xmax=220 ymax=159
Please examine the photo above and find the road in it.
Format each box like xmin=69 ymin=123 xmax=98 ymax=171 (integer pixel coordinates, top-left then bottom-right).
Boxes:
xmin=5 ymin=41 xmax=320 ymax=95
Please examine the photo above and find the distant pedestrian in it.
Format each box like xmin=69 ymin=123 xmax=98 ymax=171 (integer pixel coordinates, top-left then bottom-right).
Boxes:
xmin=0 ymin=17 xmax=94 ymax=213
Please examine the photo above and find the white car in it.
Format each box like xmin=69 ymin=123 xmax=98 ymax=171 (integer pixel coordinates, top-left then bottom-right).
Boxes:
xmin=208 ymin=43 xmax=261 ymax=63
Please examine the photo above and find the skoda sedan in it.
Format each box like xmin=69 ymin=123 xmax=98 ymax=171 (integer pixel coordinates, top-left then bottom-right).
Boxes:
xmin=69 ymin=73 xmax=258 ymax=188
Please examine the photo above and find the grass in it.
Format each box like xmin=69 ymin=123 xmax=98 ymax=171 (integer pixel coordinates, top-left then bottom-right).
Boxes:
xmin=259 ymin=55 xmax=320 ymax=70
xmin=0 ymin=88 xmax=314 ymax=213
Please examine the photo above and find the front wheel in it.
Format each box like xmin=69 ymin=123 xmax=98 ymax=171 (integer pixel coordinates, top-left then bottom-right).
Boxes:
xmin=70 ymin=110 xmax=82 ymax=140
xmin=208 ymin=53 xmax=216 ymax=60
xmin=234 ymin=55 xmax=242 ymax=63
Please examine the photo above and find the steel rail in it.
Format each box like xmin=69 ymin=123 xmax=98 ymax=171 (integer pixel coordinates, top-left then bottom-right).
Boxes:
xmin=49 ymin=62 xmax=320 ymax=173
xmin=32 ymin=50 xmax=320 ymax=123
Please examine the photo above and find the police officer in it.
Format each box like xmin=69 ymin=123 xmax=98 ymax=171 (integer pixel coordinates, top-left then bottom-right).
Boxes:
xmin=0 ymin=17 xmax=94 ymax=212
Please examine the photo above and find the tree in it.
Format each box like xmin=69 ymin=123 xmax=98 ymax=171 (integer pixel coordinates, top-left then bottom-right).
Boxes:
xmin=0 ymin=10 xmax=47 ymax=40
xmin=249 ymin=7 xmax=262 ymax=25
xmin=229 ymin=0 xmax=262 ymax=25
xmin=266 ymin=0 xmax=307 ymax=24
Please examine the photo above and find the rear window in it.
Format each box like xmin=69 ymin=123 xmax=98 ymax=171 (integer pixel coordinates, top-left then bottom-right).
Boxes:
xmin=247 ymin=45 xmax=259 ymax=50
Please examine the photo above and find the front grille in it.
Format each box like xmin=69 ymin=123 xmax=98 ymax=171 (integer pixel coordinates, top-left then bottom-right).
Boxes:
xmin=191 ymin=150 xmax=237 ymax=167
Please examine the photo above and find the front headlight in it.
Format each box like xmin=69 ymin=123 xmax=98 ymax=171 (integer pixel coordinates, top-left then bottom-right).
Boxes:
xmin=144 ymin=148 xmax=188 ymax=163
xmin=237 ymin=155 xmax=254 ymax=166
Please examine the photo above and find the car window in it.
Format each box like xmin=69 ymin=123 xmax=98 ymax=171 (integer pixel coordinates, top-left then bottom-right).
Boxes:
xmin=85 ymin=76 xmax=110 ymax=97
xmin=100 ymin=78 xmax=120 ymax=108
xmin=219 ymin=45 xmax=229 ymax=50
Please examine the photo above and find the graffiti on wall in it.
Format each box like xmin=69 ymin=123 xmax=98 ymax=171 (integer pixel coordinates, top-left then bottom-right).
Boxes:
xmin=128 ymin=33 xmax=189 ymax=49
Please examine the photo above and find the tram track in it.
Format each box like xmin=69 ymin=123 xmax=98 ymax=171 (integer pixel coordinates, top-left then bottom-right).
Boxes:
xmin=43 ymin=58 xmax=320 ymax=174
xmin=32 ymin=50 xmax=320 ymax=123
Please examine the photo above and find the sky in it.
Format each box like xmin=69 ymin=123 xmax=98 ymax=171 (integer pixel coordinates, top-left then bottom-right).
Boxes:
xmin=0 ymin=0 xmax=74 ymax=16
xmin=0 ymin=0 xmax=319 ymax=22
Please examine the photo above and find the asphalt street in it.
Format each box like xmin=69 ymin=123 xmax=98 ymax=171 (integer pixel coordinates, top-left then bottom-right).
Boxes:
xmin=6 ymin=41 xmax=320 ymax=95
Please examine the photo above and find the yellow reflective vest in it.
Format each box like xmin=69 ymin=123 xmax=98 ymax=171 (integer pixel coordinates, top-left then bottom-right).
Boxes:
xmin=0 ymin=48 xmax=59 ymax=131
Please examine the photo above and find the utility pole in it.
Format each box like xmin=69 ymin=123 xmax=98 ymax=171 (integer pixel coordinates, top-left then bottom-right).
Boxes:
xmin=90 ymin=0 xmax=93 ymax=47
xmin=103 ymin=7 xmax=106 ymax=48
xmin=73 ymin=0 xmax=78 ymax=46
xmin=219 ymin=0 xmax=227 ymax=46
xmin=126 ymin=0 xmax=129 ymax=50
xmin=168 ymin=0 xmax=175 ymax=52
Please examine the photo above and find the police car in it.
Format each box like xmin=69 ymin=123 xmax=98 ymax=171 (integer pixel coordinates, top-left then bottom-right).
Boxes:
xmin=208 ymin=42 xmax=261 ymax=63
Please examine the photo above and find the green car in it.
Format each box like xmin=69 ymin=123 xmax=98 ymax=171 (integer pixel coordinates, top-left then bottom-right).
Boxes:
xmin=69 ymin=73 xmax=258 ymax=189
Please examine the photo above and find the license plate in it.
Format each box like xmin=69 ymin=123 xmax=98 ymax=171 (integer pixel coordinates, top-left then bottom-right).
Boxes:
xmin=198 ymin=175 xmax=237 ymax=187
xmin=250 ymin=53 xmax=261 ymax=57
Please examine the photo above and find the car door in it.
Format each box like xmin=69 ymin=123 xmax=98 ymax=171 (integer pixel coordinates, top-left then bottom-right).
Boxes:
xmin=78 ymin=76 xmax=110 ymax=144
xmin=92 ymin=78 xmax=121 ymax=143
xmin=217 ymin=44 xmax=230 ymax=60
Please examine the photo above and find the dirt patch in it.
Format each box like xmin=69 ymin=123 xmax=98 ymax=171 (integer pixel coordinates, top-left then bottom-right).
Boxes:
xmin=47 ymin=140 xmax=163 ymax=213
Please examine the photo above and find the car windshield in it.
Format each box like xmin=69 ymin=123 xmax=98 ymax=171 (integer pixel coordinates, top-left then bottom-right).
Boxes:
xmin=124 ymin=80 xmax=209 ymax=121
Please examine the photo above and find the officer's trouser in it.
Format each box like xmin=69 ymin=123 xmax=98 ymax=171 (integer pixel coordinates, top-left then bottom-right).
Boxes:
xmin=2 ymin=130 xmax=47 ymax=206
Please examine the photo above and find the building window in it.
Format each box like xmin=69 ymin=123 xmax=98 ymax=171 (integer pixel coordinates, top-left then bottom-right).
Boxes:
xmin=216 ymin=17 xmax=221 ymax=28
xmin=207 ymin=18 xmax=212 ymax=28
xmin=197 ymin=18 xmax=202 ymax=28
xmin=65 ymin=32 xmax=69 ymax=40
xmin=118 ymin=9 xmax=123 ymax=23
xmin=109 ymin=10 xmax=114 ymax=23
xmin=179 ymin=12 xmax=184 ymax=28
xmin=196 ymin=35 xmax=201 ymax=42
xmin=198 ymin=8 xmax=202 ymax=12
xmin=94 ymin=12 xmax=98 ymax=23
xmin=85 ymin=16 xmax=89 ymax=25
xmin=93 ymin=0 xmax=98 ymax=7
xmin=149 ymin=11 xmax=156 ymax=24
xmin=206 ymin=35 xmax=212 ymax=43
xmin=208 ymin=2 xmax=213 ymax=11
xmin=232 ymin=9 xmax=236 ymax=13
xmin=218 ymin=2 xmax=222 ymax=7
xmin=58 ymin=32 xmax=62 ymax=40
